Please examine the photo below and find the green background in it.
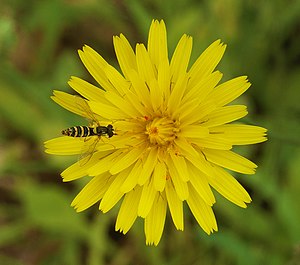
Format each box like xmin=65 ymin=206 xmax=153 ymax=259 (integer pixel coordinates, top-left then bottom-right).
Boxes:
xmin=1 ymin=0 xmax=299 ymax=264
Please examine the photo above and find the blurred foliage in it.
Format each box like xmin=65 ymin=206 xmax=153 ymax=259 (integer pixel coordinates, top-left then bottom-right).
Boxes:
xmin=0 ymin=0 xmax=300 ymax=264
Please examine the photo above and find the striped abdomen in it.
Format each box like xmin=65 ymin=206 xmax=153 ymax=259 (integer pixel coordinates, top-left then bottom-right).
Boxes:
xmin=62 ymin=125 xmax=114 ymax=138
xmin=62 ymin=126 xmax=96 ymax=137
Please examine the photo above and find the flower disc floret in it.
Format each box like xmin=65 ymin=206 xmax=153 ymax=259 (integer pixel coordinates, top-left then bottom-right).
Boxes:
xmin=145 ymin=116 xmax=179 ymax=146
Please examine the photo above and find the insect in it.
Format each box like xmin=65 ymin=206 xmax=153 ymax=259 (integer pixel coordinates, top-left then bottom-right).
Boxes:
xmin=61 ymin=124 xmax=114 ymax=138
xmin=61 ymin=96 xmax=115 ymax=164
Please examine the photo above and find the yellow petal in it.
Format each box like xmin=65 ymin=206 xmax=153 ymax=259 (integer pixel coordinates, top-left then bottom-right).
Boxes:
xmin=71 ymin=173 xmax=112 ymax=212
xmin=180 ymin=99 xmax=217 ymax=126
xmin=78 ymin=45 xmax=114 ymax=91
xmin=138 ymin=178 xmax=158 ymax=218
xmin=103 ymin=64 xmax=130 ymax=96
xmin=44 ymin=136 xmax=85 ymax=155
xmin=138 ymin=147 xmax=158 ymax=185
xmin=110 ymin=146 xmax=145 ymax=175
xmin=149 ymin=78 xmax=163 ymax=113
xmin=167 ymin=74 xmax=188 ymax=117
xmin=61 ymin=151 xmax=111 ymax=181
xmin=174 ymin=137 xmax=201 ymax=160
xmin=136 ymin=43 xmax=156 ymax=84
xmin=127 ymin=69 xmax=152 ymax=110
xmin=166 ymin=156 xmax=189 ymax=200
xmin=120 ymin=160 xmax=142 ymax=193
xmin=191 ymin=134 xmax=232 ymax=150
xmin=183 ymin=71 xmax=223 ymax=105
xmin=113 ymin=34 xmax=137 ymax=79
xmin=178 ymin=140 xmax=215 ymax=177
xmin=61 ymin=162 xmax=88 ymax=182
xmin=68 ymin=76 xmax=106 ymax=102
xmin=104 ymin=91 xmax=140 ymax=118
xmin=209 ymin=124 xmax=268 ymax=145
xmin=170 ymin=34 xmax=192 ymax=83
xmin=107 ymin=131 xmax=143 ymax=149
xmin=210 ymin=76 xmax=251 ymax=107
xmin=165 ymin=179 xmax=184 ymax=230
xmin=145 ymin=194 xmax=167 ymax=246
xmin=99 ymin=169 xmax=128 ymax=213
xmin=186 ymin=183 xmax=218 ymax=234
xmin=123 ymin=88 xmax=149 ymax=116
xmin=113 ymin=119 xmax=144 ymax=136
xmin=188 ymin=163 xmax=216 ymax=206
xmin=148 ymin=19 xmax=168 ymax=69
xmin=157 ymin=57 xmax=171 ymax=101
xmin=207 ymin=165 xmax=252 ymax=207
xmin=170 ymin=152 xmax=189 ymax=182
xmin=88 ymin=100 xmax=129 ymax=120
xmin=115 ymin=186 xmax=142 ymax=234
xmin=88 ymin=150 xmax=123 ymax=176
xmin=180 ymin=125 xmax=209 ymax=139
xmin=153 ymin=161 xmax=167 ymax=192
xmin=203 ymin=149 xmax=257 ymax=174
xmin=188 ymin=40 xmax=226 ymax=88
xmin=51 ymin=91 xmax=90 ymax=118
xmin=201 ymin=105 xmax=248 ymax=127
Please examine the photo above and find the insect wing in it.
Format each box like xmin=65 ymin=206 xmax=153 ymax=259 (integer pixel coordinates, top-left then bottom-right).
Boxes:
xmin=78 ymin=136 xmax=100 ymax=166
xmin=74 ymin=96 xmax=100 ymax=126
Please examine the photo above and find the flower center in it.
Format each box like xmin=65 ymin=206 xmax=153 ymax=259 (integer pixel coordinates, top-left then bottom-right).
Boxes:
xmin=145 ymin=117 xmax=179 ymax=146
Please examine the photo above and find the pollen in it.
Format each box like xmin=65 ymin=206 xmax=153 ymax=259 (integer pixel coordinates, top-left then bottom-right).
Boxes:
xmin=145 ymin=116 xmax=179 ymax=146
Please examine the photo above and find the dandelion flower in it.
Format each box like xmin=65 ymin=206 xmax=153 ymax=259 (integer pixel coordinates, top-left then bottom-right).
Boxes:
xmin=44 ymin=19 xmax=267 ymax=246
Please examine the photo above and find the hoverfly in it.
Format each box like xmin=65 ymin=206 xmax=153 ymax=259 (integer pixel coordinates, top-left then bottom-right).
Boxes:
xmin=61 ymin=96 xmax=115 ymax=164
xmin=61 ymin=124 xmax=114 ymax=138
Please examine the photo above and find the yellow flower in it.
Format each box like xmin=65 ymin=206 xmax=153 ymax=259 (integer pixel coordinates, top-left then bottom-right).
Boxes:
xmin=44 ymin=19 xmax=267 ymax=246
